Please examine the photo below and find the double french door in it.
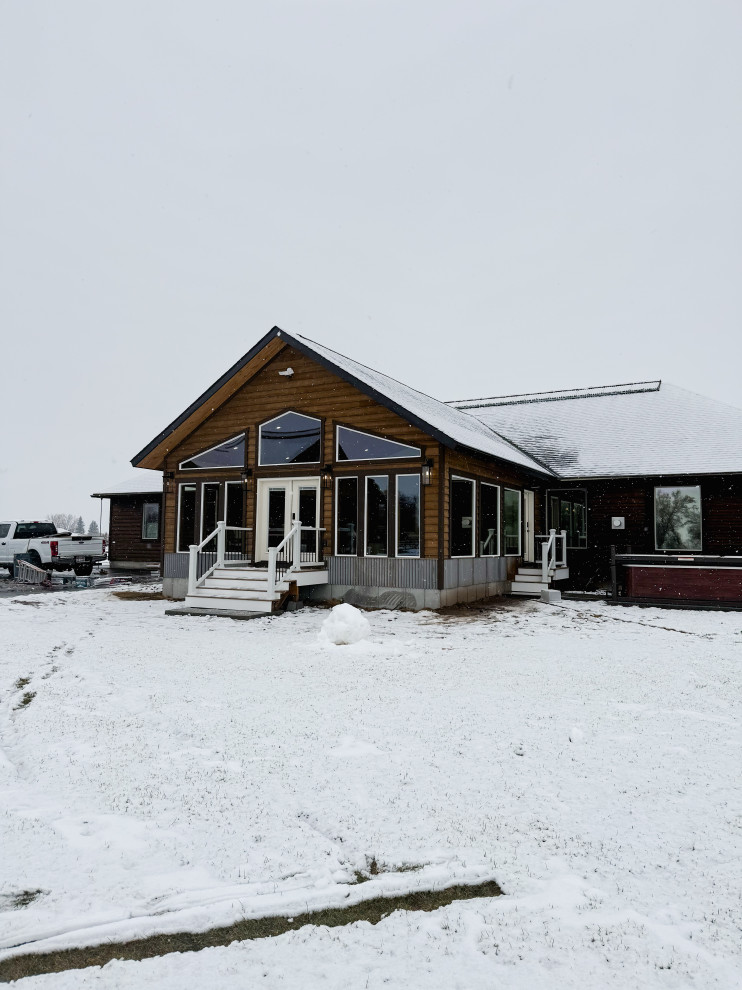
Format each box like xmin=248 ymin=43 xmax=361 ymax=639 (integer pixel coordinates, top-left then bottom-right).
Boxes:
xmin=255 ymin=478 xmax=321 ymax=562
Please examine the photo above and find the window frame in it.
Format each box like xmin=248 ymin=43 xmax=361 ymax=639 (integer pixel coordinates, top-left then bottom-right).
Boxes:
xmin=199 ymin=482 xmax=220 ymax=545
xmin=336 ymin=425 xmax=422 ymax=463
xmin=334 ymin=475 xmax=359 ymax=557
xmin=178 ymin=433 xmax=246 ymax=471
xmin=258 ymin=410 xmax=322 ymax=467
xmin=141 ymin=501 xmax=160 ymax=542
xmin=395 ymin=473 xmax=421 ymax=559
xmin=450 ymin=474 xmax=476 ymax=558
xmin=653 ymin=484 xmax=703 ymax=552
xmin=503 ymin=487 xmax=522 ymax=557
xmin=478 ymin=482 xmax=500 ymax=557
xmin=364 ymin=474 xmax=389 ymax=558
xmin=176 ymin=482 xmax=198 ymax=553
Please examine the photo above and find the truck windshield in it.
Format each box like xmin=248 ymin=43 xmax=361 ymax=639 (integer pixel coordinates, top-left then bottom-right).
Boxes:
xmin=14 ymin=523 xmax=58 ymax=538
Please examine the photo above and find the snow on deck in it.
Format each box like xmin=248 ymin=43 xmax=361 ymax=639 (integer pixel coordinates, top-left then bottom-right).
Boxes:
xmin=1 ymin=592 xmax=741 ymax=988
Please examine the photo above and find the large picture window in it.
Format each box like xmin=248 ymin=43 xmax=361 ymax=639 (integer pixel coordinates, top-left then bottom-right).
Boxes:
xmin=396 ymin=475 xmax=421 ymax=557
xmin=450 ymin=477 xmax=475 ymax=557
xmin=177 ymin=484 xmax=197 ymax=552
xmin=548 ymin=490 xmax=588 ymax=549
xmin=503 ymin=488 xmax=521 ymax=556
xmin=655 ymin=486 xmax=702 ymax=551
xmin=479 ymin=484 xmax=499 ymax=556
xmin=337 ymin=426 xmax=421 ymax=462
xmin=141 ymin=502 xmax=160 ymax=541
xmin=180 ymin=434 xmax=245 ymax=470
xmin=259 ymin=412 xmax=321 ymax=465
xmin=365 ymin=476 xmax=388 ymax=556
xmin=335 ymin=477 xmax=358 ymax=556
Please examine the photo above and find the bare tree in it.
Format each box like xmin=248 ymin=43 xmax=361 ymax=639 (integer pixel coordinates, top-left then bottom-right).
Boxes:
xmin=47 ymin=513 xmax=77 ymax=533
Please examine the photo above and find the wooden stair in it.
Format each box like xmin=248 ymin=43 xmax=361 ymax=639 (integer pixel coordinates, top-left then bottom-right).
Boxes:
xmin=510 ymin=564 xmax=569 ymax=598
xmin=180 ymin=565 xmax=329 ymax=616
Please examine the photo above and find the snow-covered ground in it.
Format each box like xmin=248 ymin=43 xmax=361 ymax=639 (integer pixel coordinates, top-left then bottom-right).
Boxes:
xmin=1 ymin=589 xmax=741 ymax=988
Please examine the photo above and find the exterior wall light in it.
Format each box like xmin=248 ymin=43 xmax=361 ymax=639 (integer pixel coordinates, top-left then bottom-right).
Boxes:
xmin=164 ymin=471 xmax=174 ymax=492
xmin=421 ymin=459 xmax=434 ymax=486
xmin=322 ymin=465 xmax=333 ymax=489
xmin=241 ymin=468 xmax=253 ymax=489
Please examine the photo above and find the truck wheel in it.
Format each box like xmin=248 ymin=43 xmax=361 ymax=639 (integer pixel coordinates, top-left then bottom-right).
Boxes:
xmin=28 ymin=550 xmax=43 ymax=568
xmin=74 ymin=563 xmax=93 ymax=577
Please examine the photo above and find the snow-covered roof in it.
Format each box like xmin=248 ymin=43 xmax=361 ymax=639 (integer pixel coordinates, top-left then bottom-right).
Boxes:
xmin=449 ymin=382 xmax=742 ymax=478
xmin=91 ymin=471 xmax=162 ymax=498
xmin=285 ymin=331 xmax=550 ymax=474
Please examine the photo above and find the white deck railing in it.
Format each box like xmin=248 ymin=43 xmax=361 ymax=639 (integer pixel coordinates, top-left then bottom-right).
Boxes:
xmin=538 ymin=528 xmax=568 ymax=584
xmin=188 ymin=522 xmax=250 ymax=596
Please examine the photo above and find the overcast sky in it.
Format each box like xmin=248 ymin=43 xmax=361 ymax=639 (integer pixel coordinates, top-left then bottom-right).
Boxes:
xmin=2 ymin=0 xmax=741 ymax=525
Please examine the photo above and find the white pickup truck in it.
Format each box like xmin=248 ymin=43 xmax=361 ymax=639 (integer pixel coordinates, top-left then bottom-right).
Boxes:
xmin=0 ymin=521 xmax=106 ymax=577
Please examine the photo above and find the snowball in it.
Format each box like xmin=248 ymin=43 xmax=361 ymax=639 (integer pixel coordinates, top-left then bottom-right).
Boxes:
xmin=568 ymin=726 xmax=584 ymax=743
xmin=320 ymin=603 xmax=370 ymax=645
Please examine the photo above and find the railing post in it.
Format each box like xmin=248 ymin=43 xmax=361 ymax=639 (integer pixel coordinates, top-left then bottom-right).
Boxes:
xmin=267 ymin=547 xmax=277 ymax=596
xmin=216 ymin=521 xmax=226 ymax=568
xmin=293 ymin=517 xmax=301 ymax=571
xmin=188 ymin=545 xmax=198 ymax=596
xmin=610 ymin=544 xmax=617 ymax=600
xmin=542 ymin=538 xmax=550 ymax=584
xmin=560 ymin=529 xmax=567 ymax=567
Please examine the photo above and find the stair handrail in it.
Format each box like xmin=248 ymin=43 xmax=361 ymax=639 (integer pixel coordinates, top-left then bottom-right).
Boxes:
xmin=560 ymin=529 xmax=568 ymax=567
xmin=188 ymin=520 xmax=226 ymax=596
xmin=541 ymin=528 xmax=557 ymax=584
xmin=267 ymin=517 xmax=301 ymax=596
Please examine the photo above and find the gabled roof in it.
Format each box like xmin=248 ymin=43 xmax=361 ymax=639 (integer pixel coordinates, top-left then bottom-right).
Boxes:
xmin=450 ymin=381 xmax=742 ymax=478
xmin=132 ymin=327 xmax=551 ymax=476
xmin=91 ymin=470 xmax=162 ymax=498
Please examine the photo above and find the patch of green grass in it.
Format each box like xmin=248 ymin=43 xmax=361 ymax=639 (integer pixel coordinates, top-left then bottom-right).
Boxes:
xmin=14 ymin=676 xmax=31 ymax=690
xmin=14 ymin=691 xmax=36 ymax=710
xmin=0 ymin=879 xmax=503 ymax=982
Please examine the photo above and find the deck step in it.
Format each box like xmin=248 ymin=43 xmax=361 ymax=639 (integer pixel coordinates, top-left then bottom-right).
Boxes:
xmin=188 ymin=587 xmax=282 ymax=602
xmin=510 ymin=583 xmax=550 ymax=596
xmin=183 ymin=594 xmax=273 ymax=613
xmin=202 ymin=577 xmax=289 ymax=593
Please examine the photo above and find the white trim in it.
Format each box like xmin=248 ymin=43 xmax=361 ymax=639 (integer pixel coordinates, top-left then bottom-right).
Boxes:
xmin=479 ymin=482 xmax=500 ymax=556
xmin=254 ymin=476 xmax=321 ymax=560
xmin=179 ymin=433 xmax=245 ymax=471
xmin=199 ymin=481 xmax=220 ymax=544
xmin=176 ymin=482 xmax=198 ymax=553
xmin=653 ymin=484 xmax=703 ymax=552
xmin=503 ymin=487 xmax=522 ymax=557
xmin=395 ymin=473 xmax=421 ymax=558
xmin=336 ymin=425 xmax=421 ymax=463
xmin=141 ymin=500 xmax=160 ymax=542
xmin=258 ymin=411 xmax=321 ymax=467
xmin=334 ymin=475 xmax=358 ymax=557
xmin=364 ymin=475 xmax=389 ymax=557
xmin=450 ymin=475 xmax=475 ymax=558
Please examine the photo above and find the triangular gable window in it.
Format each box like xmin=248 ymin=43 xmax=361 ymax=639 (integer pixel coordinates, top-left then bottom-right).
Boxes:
xmin=336 ymin=426 xmax=421 ymax=461
xmin=259 ymin=412 xmax=321 ymax=465
xmin=179 ymin=434 xmax=245 ymax=470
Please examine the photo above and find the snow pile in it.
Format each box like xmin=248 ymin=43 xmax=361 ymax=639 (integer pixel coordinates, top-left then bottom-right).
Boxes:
xmin=320 ymin=603 xmax=370 ymax=645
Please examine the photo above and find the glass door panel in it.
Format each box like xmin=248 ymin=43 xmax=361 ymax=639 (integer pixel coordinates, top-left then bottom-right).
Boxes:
xmin=201 ymin=483 xmax=220 ymax=550
xmin=298 ymin=487 xmax=318 ymax=556
xmin=267 ymin=488 xmax=287 ymax=548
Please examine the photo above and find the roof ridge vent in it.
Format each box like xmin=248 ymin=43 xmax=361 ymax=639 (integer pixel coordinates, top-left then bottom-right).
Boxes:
xmin=450 ymin=380 xmax=662 ymax=409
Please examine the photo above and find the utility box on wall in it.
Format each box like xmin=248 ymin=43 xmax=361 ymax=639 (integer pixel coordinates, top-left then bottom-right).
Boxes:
xmin=611 ymin=516 xmax=625 ymax=531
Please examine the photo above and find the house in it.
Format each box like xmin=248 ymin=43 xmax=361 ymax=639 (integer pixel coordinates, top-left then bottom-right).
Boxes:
xmin=91 ymin=472 xmax=163 ymax=570
xmin=130 ymin=327 xmax=742 ymax=611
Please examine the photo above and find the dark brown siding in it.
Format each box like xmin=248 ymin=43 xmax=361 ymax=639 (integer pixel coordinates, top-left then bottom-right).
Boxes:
xmin=555 ymin=475 xmax=742 ymax=589
xmin=109 ymin=495 xmax=162 ymax=566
